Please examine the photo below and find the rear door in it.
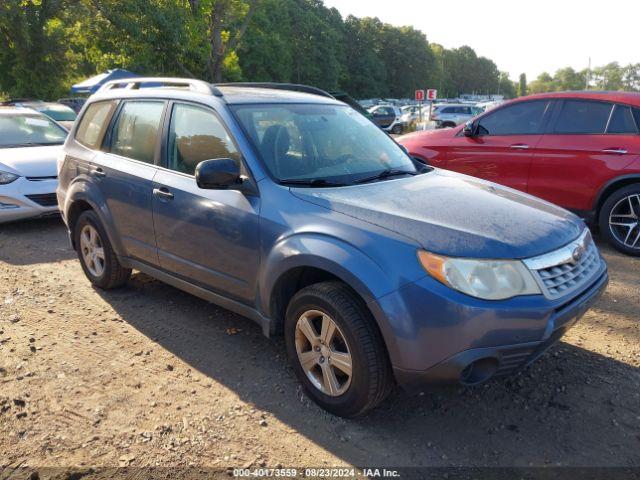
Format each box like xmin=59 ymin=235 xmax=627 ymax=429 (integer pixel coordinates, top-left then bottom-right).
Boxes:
xmin=445 ymin=100 xmax=552 ymax=191
xmin=92 ymin=99 xmax=166 ymax=265
xmin=529 ymin=99 xmax=640 ymax=211
xmin=151 ymin=101 xmax=260 ymax=304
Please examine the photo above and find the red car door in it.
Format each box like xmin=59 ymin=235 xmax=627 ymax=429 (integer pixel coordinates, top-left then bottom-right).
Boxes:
xmin=528 ymin=100 xmax=640 ymax=212
xmin=445 ymin=100 xmax=552 ymax=192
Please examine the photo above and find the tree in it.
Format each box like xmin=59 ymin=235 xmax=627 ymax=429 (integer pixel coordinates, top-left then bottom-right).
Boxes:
xmin=0 ymin=0 xmax=72 ymax=98
xmin=517 ymin=73 xmax=527 ymax=96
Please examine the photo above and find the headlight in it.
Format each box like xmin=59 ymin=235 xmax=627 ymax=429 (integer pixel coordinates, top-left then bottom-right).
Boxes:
xmin=418 ymin=251 xmax=541 ymax=300
xmin=0 ymin=171 xmax=19 ymax=185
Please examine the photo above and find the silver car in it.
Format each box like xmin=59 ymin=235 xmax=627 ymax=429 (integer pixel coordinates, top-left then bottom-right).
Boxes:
xmin=431 ymin=103 xmax=483 ymax=128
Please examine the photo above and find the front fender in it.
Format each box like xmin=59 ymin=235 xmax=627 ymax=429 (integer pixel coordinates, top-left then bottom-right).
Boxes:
xmin=259 ymin=234 xmax=394 ymax=315
xmin=62 ymin=177 xmax=126 ymax=257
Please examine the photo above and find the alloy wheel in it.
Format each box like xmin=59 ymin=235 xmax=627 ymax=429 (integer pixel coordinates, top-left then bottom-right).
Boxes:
xmin=609 ymin=194 xmax=640 ymax=250
xmin=295 ymin=309 xmax=353 ymax=397
xmin=80 ymin=224 xmax=106 ymax=277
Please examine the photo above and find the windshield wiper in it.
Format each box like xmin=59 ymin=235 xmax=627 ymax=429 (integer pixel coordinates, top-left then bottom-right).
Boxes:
xmin=280 ymin=178 xmax=348 ymax=187
xmin=354 ymin=169 xmax=419 ymax=185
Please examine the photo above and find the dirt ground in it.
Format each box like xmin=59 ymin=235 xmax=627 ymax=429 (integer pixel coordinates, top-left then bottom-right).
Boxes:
xmin=1 ymin=217 xmax=639 ymax=475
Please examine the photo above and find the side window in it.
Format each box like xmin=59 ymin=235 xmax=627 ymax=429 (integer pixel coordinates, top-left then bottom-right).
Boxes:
xmin=607 ymin=105 xmax=638 ymax=134
xmin=167 ymin=103 xmax=239 ymax=175
xmin=477 ymin=101 xmax=548 ymax=135
xmin=442 ymin=107 xmax=453 ymax=114
xmin=75 ymin=100 xmax=118 ymax=149
xmin=110 ymin=101 xmax=164 ymax=164
xmin=553 ymin=100 xmax=612 ymax=134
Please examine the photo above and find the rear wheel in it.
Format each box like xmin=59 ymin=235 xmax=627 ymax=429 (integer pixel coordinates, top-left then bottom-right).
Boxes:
xmin=598 ymin=184 xmax=640 ymax=256
xmin=74 ymin=210 xmax=131 ymax=288
xmin=284 ymin=281 xmax=393 ymax=417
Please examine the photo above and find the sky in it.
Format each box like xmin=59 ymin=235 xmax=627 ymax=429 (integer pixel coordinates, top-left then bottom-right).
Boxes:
xmin=322 ymin=0 xmax=637 ymax=81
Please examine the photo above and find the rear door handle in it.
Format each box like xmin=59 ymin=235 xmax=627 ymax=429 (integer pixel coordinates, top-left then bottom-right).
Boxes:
xmin=92 ymin=167 xmax=106 ymax=177
xmin=153 ymin=187 xmax=174 ymax=200
xmin=510 ymin=144 xmax=529 ymax=150
xmin=602 ymin=148 xmax=627 ymax=154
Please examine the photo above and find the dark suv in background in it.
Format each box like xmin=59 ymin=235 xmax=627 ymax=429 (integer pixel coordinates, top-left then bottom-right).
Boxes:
xmin=57 ymin=79 xmax=607 ymax=416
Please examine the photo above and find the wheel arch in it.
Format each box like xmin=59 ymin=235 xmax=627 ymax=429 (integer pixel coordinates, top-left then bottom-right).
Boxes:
xmin=64 ymin=181 xmax=125 ymax=256
xmin=594 ymin=174 xmax=640 ymax=218
xmin=260 ymin=234 xmax=395 ymax=335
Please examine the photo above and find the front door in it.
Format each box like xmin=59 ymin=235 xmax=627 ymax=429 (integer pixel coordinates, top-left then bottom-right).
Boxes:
xmin=151 ymin=102 xmax=260 ymax=304
xmin=445 ymin=99 xmax=552 ymax=192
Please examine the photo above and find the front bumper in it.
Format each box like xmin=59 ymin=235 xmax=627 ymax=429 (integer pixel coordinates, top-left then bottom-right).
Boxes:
xmin=0 ymin=177 xmax=59 ymax=223
xmin=370 ymin=262 xmax=608 ymax=388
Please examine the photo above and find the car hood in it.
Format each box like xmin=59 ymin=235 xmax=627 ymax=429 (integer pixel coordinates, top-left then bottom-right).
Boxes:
xmin=0 ymin=145 xmax=61 ymax=177
xmin=291 ymin=169 xmax=584 ymax=259
xmin=397 ymin=127 xmax=458 ymax=144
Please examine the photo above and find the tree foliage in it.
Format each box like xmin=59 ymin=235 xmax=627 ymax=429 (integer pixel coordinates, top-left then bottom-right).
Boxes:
xmin=1 ymin=0 xmax=539 ymax=100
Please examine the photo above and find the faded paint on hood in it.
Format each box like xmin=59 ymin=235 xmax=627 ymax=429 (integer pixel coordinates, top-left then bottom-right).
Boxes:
xmin=291 ymin=169 xmax=583 ymax=259
xmin=0 ymin=145 xmax=61 ymax=177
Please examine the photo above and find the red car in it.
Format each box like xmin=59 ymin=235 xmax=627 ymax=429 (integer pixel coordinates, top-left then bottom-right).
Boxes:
xmin=399 ymin=91 xmax=640 ymax=255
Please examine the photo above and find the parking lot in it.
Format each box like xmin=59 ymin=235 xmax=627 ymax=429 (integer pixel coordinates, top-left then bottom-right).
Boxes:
xmin=1 ymin=217 xmax=639 ymax=472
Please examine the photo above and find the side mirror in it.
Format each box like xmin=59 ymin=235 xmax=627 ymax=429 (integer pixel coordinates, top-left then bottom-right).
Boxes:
xmin=195 ymin=158 xmax=241 ymax=189
xmin=463 ymin=121 xmax=476 ymax=137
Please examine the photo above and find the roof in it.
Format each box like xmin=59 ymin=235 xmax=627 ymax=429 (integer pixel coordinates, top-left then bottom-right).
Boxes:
xmin=216 ymin=86 xmax=341 ymax=105
xmin=90 ymin=79 xmax=343 ymax=106
xmin=512 ymin=90 xmax=640 ymax=106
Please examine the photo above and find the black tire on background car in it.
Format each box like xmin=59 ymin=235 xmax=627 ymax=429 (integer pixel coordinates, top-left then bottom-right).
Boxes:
xmin=391 ymin=124 xmax=403 ymax=134
xmin=74 ymin=210 xmax=132 ymax=288
xmin=284 ymin=281 xmax=393 ymax=417
xmin=598 ymin=184 xmax=640 ymax=256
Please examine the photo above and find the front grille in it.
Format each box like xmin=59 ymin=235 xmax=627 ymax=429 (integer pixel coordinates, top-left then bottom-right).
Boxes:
xmin=25 ymin=193 xmax=58 ymax=207
xmin=523 ymin=230 xmax=601 ymax=300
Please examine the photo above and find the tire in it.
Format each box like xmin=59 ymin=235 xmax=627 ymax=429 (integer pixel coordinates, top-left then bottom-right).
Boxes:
xmin=598 ymin=184 xmax=640 ymax=256
xmin=391 ymin=124 xmax=403 ymax=135
xmin=441 ymin=122 xmax=456 ymax=129
xmin=74 ymin=210 xmax=132 ymax=288
xmin=284 ymin=281 xmax=393 ymax=417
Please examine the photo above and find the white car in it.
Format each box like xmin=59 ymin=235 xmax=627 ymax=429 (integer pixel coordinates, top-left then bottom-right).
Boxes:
xmin=0 ymin=107 xmax=67 ymax=223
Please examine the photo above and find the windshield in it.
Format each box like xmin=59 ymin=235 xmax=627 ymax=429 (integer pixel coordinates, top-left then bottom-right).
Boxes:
xmin=232 ymin=104 xmax=418 ymax=185
xmin=41 ymin=106 xmax=77 ymax=122
xmin=0 ymin=113 xmax=67 ymax=147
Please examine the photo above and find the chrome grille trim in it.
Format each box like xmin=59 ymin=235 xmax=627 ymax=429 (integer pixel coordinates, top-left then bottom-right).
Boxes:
xmin=523 ymin=229 xmax=602 ymax=300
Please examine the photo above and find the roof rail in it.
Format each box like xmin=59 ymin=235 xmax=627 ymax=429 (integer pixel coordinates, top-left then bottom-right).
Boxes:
xmin=217 ymin=82 xmax=335 ymax=99
xmin=97 ymin=77 xmax=223 ymax=97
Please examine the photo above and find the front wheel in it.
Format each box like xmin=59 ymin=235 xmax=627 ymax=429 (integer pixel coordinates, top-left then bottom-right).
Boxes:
xmin=598 ymin=184 xmax=640 ymax=256
xmin=391 ymin=124 xmax=403 ymax=134
xmin=284 ymin=281 xmax=393 ymax=417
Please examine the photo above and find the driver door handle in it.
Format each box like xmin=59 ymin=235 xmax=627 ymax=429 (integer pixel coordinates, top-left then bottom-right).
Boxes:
xmin=153 ymin=187 xmax=174 ymax=201
xmin=510 ymin=144 xmax=529 ymax=150
xmin=602 ymin=148 xmax=627 ymax=154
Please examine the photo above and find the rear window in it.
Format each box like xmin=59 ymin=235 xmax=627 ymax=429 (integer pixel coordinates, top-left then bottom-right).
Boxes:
xmin=109 ymin=101 xmax=164 ymax=164
xmin=76 ymin=101 xmax=118 ymax=149
xmin=553 ymin=100 xmax=612 ymax=134
xmin=607 ymin=105 xmax=638 ymax=134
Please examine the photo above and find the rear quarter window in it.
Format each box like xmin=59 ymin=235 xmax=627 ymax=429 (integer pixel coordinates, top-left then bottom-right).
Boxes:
xmin=607 ymin=105 xmax=638 ymax=134
xmin=75 ymin=100 xmax=118 ymax=149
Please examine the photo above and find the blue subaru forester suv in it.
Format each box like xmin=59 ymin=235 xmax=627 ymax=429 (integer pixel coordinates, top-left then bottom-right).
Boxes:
xmin=57 ymin=78 xmax=608 ymax=417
